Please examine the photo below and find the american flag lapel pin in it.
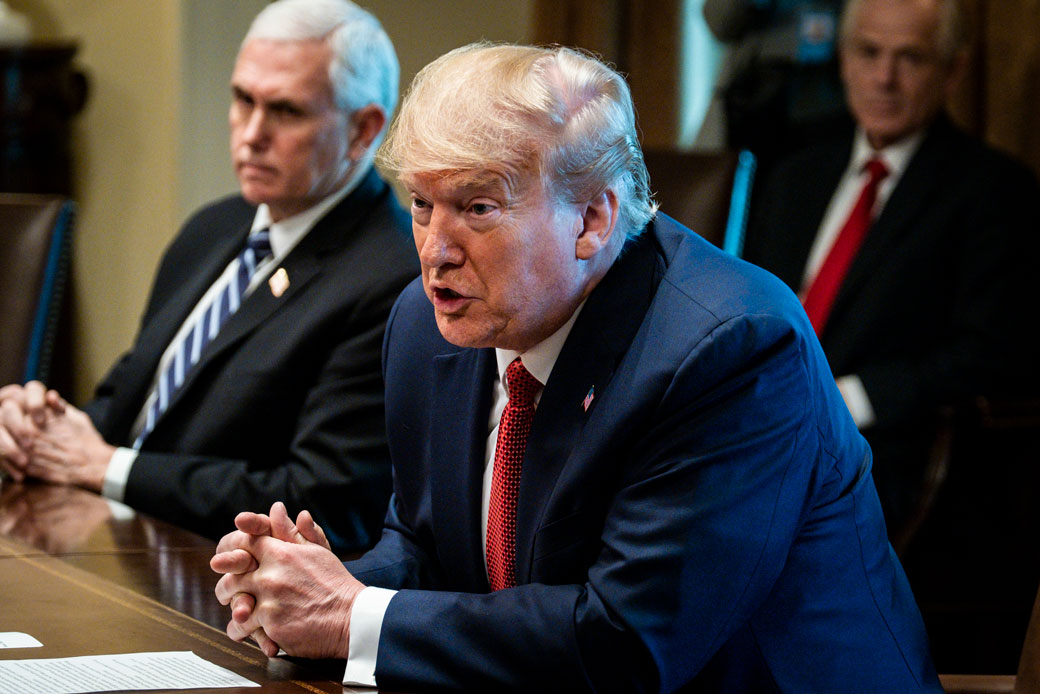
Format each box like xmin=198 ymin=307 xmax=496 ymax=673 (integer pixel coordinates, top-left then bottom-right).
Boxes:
xmin=582 ymin=386 xmax=595 ymax=412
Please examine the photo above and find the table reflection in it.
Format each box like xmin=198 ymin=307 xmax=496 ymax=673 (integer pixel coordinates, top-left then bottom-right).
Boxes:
xmin=0 ymin=480 xmax=114 ymax=553
xmin=0 ymin=480 xmax=227 ymax=630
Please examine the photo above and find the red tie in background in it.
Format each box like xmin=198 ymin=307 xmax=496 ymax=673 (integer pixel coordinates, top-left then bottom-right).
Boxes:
xmin=487 ymin=357 xmax=541 ymax=591
xmin=802 ymin=157 xmax=890 ymax=336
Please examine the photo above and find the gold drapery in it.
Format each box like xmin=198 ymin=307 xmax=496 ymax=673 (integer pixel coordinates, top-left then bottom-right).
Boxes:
xmin=950 ymin=0 xmax=1040 ymax=178
xmin=533 ymin=0 xmax=685 ymax=149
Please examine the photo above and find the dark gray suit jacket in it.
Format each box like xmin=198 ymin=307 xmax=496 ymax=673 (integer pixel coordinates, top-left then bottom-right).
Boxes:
xmin=83 ymin=169 xmax=418 ymax=553
xmin=743 ymin=114 xmax=1040 ymax=530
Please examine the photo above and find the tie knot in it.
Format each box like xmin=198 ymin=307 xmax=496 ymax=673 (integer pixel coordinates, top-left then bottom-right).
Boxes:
xmin=864 ymin=157 xmax=889 ymax=183
xmin=505 ymin=358 xmax=540 ymax=406
xmin=247 ymin=229 xmax=273 ymax=262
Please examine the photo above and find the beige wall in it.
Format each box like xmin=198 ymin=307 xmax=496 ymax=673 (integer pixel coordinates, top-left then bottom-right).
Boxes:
xmin=13 ymin=0 xmax=184 ymax=402
xmin=9 ymin=0 xmax=533 ymax=403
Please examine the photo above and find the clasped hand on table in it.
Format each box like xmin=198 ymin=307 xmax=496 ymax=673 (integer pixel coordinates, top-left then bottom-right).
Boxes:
xmin=0 ymin=380 xmax=114 ymax=491
xmin=211 ymin=500 xmax=366 ymax=660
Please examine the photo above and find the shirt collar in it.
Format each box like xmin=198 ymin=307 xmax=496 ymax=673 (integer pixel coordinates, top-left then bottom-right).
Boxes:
xmin=495 ymin=301 xmax=586 ymax=388
xmin=851 ymin=128 xmax=925 ymax=181
xmin=248 ymin=173 xmax=363 ymax=258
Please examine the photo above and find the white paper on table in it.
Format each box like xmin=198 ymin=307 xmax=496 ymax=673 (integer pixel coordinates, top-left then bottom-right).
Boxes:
xmin=0 ymin=633 xmax=42 ymax=649
xmin=0 ymin=650 xmax=258 ymax=693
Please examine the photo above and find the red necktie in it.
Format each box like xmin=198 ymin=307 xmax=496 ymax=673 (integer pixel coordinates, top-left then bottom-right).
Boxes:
xmin=487 ymin=358 xmax=540 ymax=591
xmin=802 ymin=157 xmax=889 ymax=336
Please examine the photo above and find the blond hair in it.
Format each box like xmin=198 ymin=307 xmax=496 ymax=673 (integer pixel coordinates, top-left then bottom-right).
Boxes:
xmin=380 ymin=43 xmax=657 ymax=238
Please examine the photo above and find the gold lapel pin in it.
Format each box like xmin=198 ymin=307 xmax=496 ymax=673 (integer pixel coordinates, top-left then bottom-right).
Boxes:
xmin=269 ymin=268 xmax=290 ymax=298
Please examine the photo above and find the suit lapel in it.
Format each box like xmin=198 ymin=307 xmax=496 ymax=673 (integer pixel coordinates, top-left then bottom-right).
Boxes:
xmin=757 ymin=136 xmax=851 ymax=291
xmin=429 ymin=348 xmax=497 ymax=591
xmin=158 ymin=171 xmax=389 ymax=428
xmin=137 ymin=227 xmax=245 ymax=372
xmin=187 ymin=237 xmax=321 ymax=376
xmin=104 ymin=225 xmax=245 ymax=440
xmin=514 ymin=221 xmax=665 ymax=582
xmin=793 ymin=181 xmax=847 ymax=289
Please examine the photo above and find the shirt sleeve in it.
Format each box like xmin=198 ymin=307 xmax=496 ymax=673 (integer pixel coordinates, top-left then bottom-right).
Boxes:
xmin=343 ymin=586 xmax=398 ymax=687
xmin=101 ymin=447 xmax=138 ymax=502
xmin=835 ymin=374 xmax=876 ymax=429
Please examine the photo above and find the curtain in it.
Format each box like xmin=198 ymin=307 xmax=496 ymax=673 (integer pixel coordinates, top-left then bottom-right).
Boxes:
xmin=950 ymin=0 xmax=1040 ymax=180
xmin=533 ymin=0 xmax=686 ymax=148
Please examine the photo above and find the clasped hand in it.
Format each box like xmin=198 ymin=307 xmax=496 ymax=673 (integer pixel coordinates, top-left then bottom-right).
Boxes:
xmin=0 ymin=381 xmax=113 ymax=490
xmin=211 ymin=501 xmax=365 ymax=660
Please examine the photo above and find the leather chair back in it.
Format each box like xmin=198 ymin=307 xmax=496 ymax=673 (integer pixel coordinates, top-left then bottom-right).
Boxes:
xmin=0 ymin=193 xmax=74 ymax=385
xmin=642 ymin=149 xmax=756 ymax=256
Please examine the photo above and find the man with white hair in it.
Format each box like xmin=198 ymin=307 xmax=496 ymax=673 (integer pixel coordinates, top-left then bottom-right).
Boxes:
xmin=742 ymin=0 xmax=1039 ymax=543
xmin=0 ymin=0 xmax=417 ymax=554
xmin=212 ymin=43 xmax=941 ymax=691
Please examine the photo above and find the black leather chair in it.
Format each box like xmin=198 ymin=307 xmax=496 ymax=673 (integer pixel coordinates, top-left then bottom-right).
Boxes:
xmin=642 ymin=148 xmax=756 ymax=256
xmin=0 ymin=193 xmax=75 ymax=386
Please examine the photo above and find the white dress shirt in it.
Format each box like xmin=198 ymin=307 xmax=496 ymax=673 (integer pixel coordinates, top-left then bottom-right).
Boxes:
xmin=343 ymin=304 xmax=584 ymax=687
xmin=802 ymin=128 xmax=923 ymax=429
xmin=102 ymin=182 xmax=357 ymax=502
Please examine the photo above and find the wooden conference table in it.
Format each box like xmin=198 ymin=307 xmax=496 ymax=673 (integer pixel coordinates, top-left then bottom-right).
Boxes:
xmin=0 ymin=480 xmax=356 ymax=693
xmin=3 ymin=479 xmax=1025 ymax=694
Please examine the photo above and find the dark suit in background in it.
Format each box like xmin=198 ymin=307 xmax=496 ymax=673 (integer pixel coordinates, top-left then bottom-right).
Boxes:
xmin=345 ymin=214 xmax=941 ymax=692
xmin=743 ymin=114 xmax=1038 ymax=537
xmin=744 ymin=113 xmax=1040 ymax=672
xmin=84 ymin=170 xmax=417 ymax=552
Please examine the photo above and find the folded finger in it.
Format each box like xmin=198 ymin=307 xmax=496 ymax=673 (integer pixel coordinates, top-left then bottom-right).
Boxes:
xmin=269 ymin=502 xmax=304 ymax=544
xmin=252 ymin=628 xmax=280 ymax=658
xmin=0 ymin=425 xmax=28 ymax=471
xmin=45 ymin=390 xmax=66 ymax=414
xmin=23 ymin=382 xmax=48 ymax=427
xmin=0 ymin=384 xmax=24 ymax=403
xmin=211 ymin=548 xmax=259 ymax=576
xmin=295 ymin=510 xmax=330 ymax=550
xmin=224 ymin=599 xmax=262 ymax=643
xmin=225 ymin=616 xmax=254 ymax=643
xmin=230 ymin=592 xmax=256 ymax=623
xmin=234 ymin=511 xmax=273 ymax=537
xmin=215 ymin=529 xmax=252 ymax=554
xmin=0 ymin=400 xmax=34 ymax=448
xmin=214 ymin=571 xmax=253 ymax=606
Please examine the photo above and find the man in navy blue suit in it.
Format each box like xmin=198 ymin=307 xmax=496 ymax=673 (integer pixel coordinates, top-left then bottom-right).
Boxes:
xmin=211 ymin=43 xmax=942 ymax=692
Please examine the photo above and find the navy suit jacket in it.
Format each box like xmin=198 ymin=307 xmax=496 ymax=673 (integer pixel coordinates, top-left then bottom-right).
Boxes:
xmin=82 ymin=170 xmax=418 ymax=553
xmin=346 ymin=213 xmax=941 ymax=692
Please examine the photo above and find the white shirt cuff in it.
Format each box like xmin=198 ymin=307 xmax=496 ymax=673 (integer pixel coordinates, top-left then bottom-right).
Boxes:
xmin=835 ymin=374 xmax=876 ymax=429
xmin=101 ymin=447 xmax=138 ymax=502
xmin=342 ymin=586 xmax=397 ymax=687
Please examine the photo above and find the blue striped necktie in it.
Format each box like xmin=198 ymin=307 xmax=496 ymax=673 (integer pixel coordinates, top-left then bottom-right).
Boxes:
xmin=134 ymin=229 xmax=273 ymax=449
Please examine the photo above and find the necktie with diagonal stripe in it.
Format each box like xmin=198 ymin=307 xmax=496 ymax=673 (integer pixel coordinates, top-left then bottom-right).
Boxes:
xmin=133 ymin=229 xmax=273 ymax=449
xmin=487 ymin=357 xmax=541 ymax=591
